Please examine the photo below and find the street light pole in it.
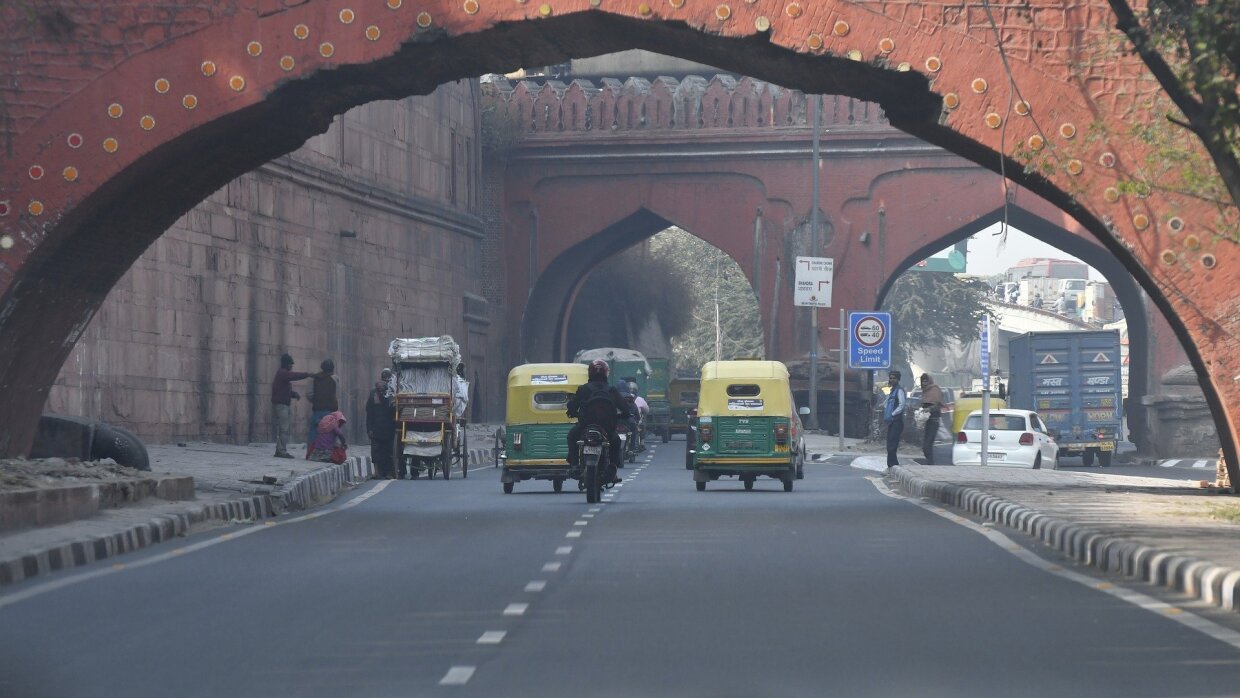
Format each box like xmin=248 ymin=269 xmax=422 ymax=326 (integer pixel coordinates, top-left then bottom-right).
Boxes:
xmin=808 ymin=94 xmax=822 ymax=430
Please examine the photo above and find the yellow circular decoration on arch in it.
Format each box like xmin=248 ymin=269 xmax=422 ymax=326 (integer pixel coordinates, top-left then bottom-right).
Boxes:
xmin=847 ymin=50 xmax=862 ymax=61
xmin=280 ymin=55 xmax=296 ymax=70
xmin=1160 ymin=250 xmax=1176 ymax=265
xmin=755 ymin=15 xmax=771 ymax=31
xmin=669 ymin=0 xmax=685 ymax=7
xmin=183 ymin=94 xmax=199 ymax=109
xmin=28 ymin=200 xmax=45 ymax=216
xmin=896 ymin=62 xmax=911 ymax=71
xmin=785 ymin=2 xmax=802 ymax=18
xmin=107 ymin=103 xmax=124 ymax=119
xmin=1014 ymin=100 xmax=1030 ymax=116
xmin=1028 ymin=134 xmax=1045 ymax=151
xmin=1066 ymin=159 xmax=1083 ymax=175
xmin=925 ymin=57 xmax=942 ymax=73
xmin=878 ymin=38 xmax=895 ymax=54
xmin=140 ymin=115 xmax=156 ymax=131
xmin=984 ymin=113 xmax=1002 ymax=129
xmin=294 ymin=24 xmax=310 ymax=40
xmin=971 ymin=78 xmax=988 ymax=94
xmin=103 ymin=137 xmax=119 ymax=153
xmin=62 ymin=166 xmax=79 ymax=182
xmin=339 ymin=9 xmax=356 ymax=24
xmin=417 ymin=11 xmax=433 ymax=26
xmin=387 ymin=0 xmax=402 ymax=8
xmin=1103 ymin=186 xmax=1120 ymax=202
xmin=320 ymin=42 xmax=336 ymax=58
xmin=247 ymin=41 xmax=263 ymax=57
xmin=365 ymin=26 xmax=381 ymax=41
xmin=1184 ymin=234 xmax=1200 ymax=250
xmin=1133 ymin=213 xmax=1150 ymax=230
xmin=807 ymin=33 xmax=824 ymax=50
xmin=229 ymin=75 xmax=246 ymax=91
xmin=539 ymin=4 xmax=552 ymax=17
xmin=464 ymin=0 xmax=480 ymax=13
xmin=833 ymin=20 xmax=850 ymax=37
xmin=154 ymin=78 xmax=171 ymax=94
xmin=943 ymin=93 xmax=960 ymax=110
xmin=201 ymin=61 xmax=218 ymax=76
xmin=714 ymin=5 xmax=731 ymax=20
xmin=1059 ymin=122 xmax=1077 ymax=139
xmin=0 ymin=235 xmax=13 ymax=248
xmin=1098 ymin=152 xmax=1116 ymax=168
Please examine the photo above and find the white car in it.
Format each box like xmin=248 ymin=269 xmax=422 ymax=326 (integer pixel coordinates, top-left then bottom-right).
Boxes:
xmin=952 ymin=409 xmax=1059 ymax=469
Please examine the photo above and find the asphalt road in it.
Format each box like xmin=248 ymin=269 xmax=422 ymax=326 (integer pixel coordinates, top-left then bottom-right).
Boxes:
xmin=3 ymin=440 xmax=1240 ymax=697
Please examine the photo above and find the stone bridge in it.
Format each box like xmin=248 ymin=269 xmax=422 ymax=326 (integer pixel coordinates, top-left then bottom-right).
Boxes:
xmin=0 ymin=1 xmax=1236 ymax=479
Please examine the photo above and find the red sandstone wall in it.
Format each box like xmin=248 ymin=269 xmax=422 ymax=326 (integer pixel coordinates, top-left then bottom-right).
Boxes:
xmin=44 ymin=80 xmax=500 ymax=445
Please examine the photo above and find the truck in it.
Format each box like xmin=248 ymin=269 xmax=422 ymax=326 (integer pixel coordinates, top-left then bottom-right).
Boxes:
xmin=645 ymin=357 xmax=673 ymax=443
xmin=1008 ymin=330 xmax=1124 ymax=467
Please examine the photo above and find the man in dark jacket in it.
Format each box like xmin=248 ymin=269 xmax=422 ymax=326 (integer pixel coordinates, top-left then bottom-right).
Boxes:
xmin=271 ymin=354 xmax=309 ymax=458
xmin=307 ymin=359 xmax=340 ymax=453
xmin=366 ymin=368 xmax=397 ymax=479
xmin=566 ymin=360 xmax=631 ymax=484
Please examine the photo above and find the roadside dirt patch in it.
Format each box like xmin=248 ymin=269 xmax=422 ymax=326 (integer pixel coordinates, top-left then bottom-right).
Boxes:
xmin=0 ymin=458 xmax=147 ymax=493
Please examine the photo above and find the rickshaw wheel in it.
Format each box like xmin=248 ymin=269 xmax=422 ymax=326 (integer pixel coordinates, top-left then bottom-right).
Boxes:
xmin=743 ymin=477 xmax=754 ymax=491
xmin=503 ymin=481 xmax=514 ymax=494
xmin=441 ymin=454 xmax=451 ymax=480
xmin=662 ymin=429 xmax=670 ymax=444
xmin=460 ymin=431 xmax=469 ymax=478
xmin=783 ymin=478 xmax=794 ymax=492
xmin=695 ymin=481 xmax=706 ymax=492
xmin=553 ymin=478 xmax=564 ymax=493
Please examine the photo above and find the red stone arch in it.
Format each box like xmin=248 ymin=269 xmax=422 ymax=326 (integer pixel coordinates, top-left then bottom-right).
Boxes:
xmin=1 ymin=1 xmax=1237 ymax=468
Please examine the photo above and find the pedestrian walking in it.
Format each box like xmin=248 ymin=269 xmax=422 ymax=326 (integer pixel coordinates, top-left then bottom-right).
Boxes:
xmin=367 ymin=368 xmax=397 ymax=479
xmin=918 ymin=374 xmax=949 ymax=465
xmin=270 ymin=354 xmax=309 ymax=458
xmin=884 ymin=370 xmax=907 ymax=468
xmin=307 ymin=359 xmax=340 ymax=455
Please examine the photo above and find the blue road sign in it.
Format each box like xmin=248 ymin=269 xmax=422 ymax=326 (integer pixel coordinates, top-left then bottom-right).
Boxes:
xmin=980 ymin=315 xmax=991 ymax=383
xmin=849 ymin=312 xmax=891 ymax=369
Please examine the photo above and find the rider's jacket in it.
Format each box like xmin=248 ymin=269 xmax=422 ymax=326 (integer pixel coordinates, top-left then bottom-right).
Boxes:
xmin=567 ymin=379 xmax=632 ymax=430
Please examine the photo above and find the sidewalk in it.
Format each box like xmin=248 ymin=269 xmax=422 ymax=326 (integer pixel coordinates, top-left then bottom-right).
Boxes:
xmin=804 ymin=432 xmax=1240 ymax=614
xmin=0 ymin=423 xmax=500 ymax=586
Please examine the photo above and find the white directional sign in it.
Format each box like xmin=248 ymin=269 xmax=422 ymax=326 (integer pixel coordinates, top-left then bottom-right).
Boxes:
xmin=794 ymin=256 xmax=833 ymax=307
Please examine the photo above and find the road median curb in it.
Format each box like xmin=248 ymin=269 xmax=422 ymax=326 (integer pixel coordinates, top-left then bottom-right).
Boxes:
xmin=888 ymin=466 xmax=1240 ymax=614
xmin=0 ymin=455 xmax=374 ymax=587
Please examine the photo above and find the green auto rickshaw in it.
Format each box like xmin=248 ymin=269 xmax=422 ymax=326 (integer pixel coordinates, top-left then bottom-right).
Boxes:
xmin=690 ymin=360 xmax=808 ymax=492
xmin=500 ymin=363 xmax=589 ymax=494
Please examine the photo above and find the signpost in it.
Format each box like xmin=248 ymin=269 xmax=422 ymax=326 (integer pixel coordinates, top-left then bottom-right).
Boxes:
xmin=796 ymin=255 xmax=832 ymax=430
xmin=980 ymin=314 xmax=992 ymax=466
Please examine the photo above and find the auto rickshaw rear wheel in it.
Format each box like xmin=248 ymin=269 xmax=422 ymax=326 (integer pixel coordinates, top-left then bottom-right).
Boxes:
xmin=743 ymin=477 xmax=754 ymax=491
xmin=696 ymin=481 xmax=706 ymax=492
xmin=553 ymin=478 xmax=564 ymax=493
xmin=783 ymin=478 xmax=794 ymax=492
xmin=503 ymin=481 xmax=514 ymax=494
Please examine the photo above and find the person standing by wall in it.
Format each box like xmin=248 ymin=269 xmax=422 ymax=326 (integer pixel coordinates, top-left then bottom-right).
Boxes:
xmin=367 ymin=368 xmax=397 ymax=479
xmin=884 ymin=370 xmax=907 ymax=469
xmin=270 ymin=354 xmax=310 ymax=458
xmin=918 ymin=374 xmax=949 ymax=465
xmin=307 ymin=359 xmax=339 ymax=456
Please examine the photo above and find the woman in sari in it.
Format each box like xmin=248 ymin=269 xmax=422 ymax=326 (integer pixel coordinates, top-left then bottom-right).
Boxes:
xmin=307 ymin=410 xmax=348 ymax=463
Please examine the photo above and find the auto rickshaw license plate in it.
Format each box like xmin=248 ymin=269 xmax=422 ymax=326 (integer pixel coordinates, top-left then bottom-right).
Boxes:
xmin=727 ymin=441 xmax=753 ymax=449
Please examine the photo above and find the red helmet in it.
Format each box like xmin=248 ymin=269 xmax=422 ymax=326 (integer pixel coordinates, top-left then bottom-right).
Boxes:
xmin=588 ymin=359 xmax=609 ymax=381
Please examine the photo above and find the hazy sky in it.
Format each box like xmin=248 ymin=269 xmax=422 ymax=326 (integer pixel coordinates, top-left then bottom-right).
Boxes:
xmin=956 ymin=223 xmax=1102 ymax=280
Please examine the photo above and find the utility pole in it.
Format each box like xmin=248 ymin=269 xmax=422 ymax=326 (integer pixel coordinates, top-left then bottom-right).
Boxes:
xmin=808 ymin=94 xmax=823 ymax=430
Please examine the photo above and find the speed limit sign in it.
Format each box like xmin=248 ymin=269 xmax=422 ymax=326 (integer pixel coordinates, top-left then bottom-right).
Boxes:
xmin=848 ymin=312 xmax=891 ymax=369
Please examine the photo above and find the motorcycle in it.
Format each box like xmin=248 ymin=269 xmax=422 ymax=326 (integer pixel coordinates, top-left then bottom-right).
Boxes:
xmin=575 ymin=426 xmax=612 ymax=504
xmin=616 ymin=422 xmax=637 ymax=465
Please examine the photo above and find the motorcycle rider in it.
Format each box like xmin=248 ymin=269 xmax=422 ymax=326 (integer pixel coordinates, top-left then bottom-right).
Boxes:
xmin=566 ymin=360 xmax=631 ymax=484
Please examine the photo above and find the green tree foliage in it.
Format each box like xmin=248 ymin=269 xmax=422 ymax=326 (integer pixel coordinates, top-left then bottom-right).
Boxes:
xmin=649 ymin=228 xmax=764 ymax=373
xmin=1108 ymin=0 xmax=1240 ymax=210
xmin=882 ymin=273 xmax=991 ymax=376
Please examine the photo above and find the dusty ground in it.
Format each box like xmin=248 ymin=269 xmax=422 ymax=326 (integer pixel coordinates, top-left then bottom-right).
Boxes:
xmin=0 ymin=458 xmax=146 ymax=493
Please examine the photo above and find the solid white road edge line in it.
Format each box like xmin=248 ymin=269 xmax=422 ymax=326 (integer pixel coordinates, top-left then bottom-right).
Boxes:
xmin=0 ymin=479 xmax=396 ymax=610
xmin=866 ymin=476 xmax=1240 ymax=652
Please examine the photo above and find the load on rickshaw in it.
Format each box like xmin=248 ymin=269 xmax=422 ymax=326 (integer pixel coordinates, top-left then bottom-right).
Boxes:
xmin=388 ymin=336 xmax=469 ymax=480
xmin=499 ymin=363 xmax=589 ymax=494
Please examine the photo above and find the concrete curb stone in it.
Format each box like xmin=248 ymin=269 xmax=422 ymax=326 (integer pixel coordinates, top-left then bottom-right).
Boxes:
xmin=0 ymin=455 xmax=374 ymax=587
xmin=888 ymin=466 xmax=1240 ymax=614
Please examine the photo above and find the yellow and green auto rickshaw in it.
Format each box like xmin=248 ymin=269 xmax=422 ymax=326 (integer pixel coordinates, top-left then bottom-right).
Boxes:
xmin=689 ymin=360 xmax=808 ymax=492
xmin=668 ymin=375 xmax=700 ymax=436
xmin=500 ymin=363 xmax=589 ymax=494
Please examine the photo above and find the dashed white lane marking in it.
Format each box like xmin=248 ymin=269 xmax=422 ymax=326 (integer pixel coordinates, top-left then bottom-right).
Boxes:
xmin=503 ymin=603 xmax=529 ymax=616
xmin=0 ymin=479 xmax=395 ymax=610
xmin=573 ymin=520 xmax=588 ymax=526
xmin=867 ymin=477 xmax=1240 ymax=652
xmin=555 ymin=546 xmax=572 ymax=555
xmin=542 ymin=562 xmax=562 ymax=573
xmin=1193 ymin=459 xmax=1210 ymax=469
xmin=477 ymin=631 xmax=506 ymax=645
xmin=566 ymin=530 xmax=582 ymax=538
xmin=1158 ymin=460 xmax=1176 ymax=468
xmin=589 ymin=508 xmax=601 ymax=513
xmin=525 ymin=580 xmax=547 ymax=592
xmin=582 ymin=513 xmax=594 ymax=519
xmin=439 ymin=666 xmax=476 ymax=686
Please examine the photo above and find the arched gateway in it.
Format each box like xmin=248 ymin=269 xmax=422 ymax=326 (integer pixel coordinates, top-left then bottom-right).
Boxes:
xmin=1 ymin=1 xmax=1237 ymax=474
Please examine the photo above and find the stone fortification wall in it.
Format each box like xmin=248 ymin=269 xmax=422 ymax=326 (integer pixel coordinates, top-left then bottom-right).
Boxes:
xmin=45 ymin=81 xmax=500 ymax=445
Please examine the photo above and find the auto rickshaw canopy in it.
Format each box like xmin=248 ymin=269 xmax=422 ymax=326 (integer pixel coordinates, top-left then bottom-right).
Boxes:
xmin=698 ymin=361 xmax=794 ymax=416
xmin=506 ymin=363 xmax=589 ymax=425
